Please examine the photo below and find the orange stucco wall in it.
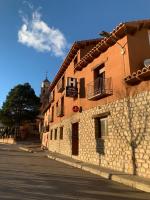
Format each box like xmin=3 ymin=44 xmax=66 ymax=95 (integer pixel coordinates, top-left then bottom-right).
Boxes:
xmin=44 ymin=28 xmax=150 ymax=126
xmin=127 ymin=29 xmax=150 ymax=73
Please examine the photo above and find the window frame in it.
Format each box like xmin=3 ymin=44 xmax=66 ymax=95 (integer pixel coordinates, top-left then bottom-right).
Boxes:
xmin=94 ymin=115 xmax=108 ymax=139
xmin=50 ymin=129 xmax=53 ymax=140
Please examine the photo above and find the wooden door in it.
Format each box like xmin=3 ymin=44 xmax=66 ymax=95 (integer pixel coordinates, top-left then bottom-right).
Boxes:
xmin=72 ymin=123 xmax=79 ymax=155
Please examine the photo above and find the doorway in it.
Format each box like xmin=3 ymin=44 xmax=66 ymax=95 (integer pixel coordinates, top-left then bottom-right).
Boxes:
xmin=72 ymin=122 xmax=79 ymax=156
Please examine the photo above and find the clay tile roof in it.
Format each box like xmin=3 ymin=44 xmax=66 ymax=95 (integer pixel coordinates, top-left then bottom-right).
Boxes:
xmin=74 ymin=19 xmax=150 ymax=71
xmin=49 ymin=38 xmax=102 ymax=91
xmin=48 ymin=19 xmax=150 ymax=93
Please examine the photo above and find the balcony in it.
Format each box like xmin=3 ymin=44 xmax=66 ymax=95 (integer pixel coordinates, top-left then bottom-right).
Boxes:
xmin=87 ymin=77 xmax=113 ymax=100
xmin=57 ymin=77 xmax=65 ymax=93
xmin=56 ymin=106 xmax=64 ymax=117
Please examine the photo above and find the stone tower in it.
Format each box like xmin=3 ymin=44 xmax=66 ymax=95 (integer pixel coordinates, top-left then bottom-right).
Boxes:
xmin=40 ymin=75 xmax=50 ymax=109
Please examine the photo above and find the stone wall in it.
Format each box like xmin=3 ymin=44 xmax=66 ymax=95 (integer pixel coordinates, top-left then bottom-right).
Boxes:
xmin=0 ymin=137 xmax=16 ymax=144
xmin=48 ymin=91 xmax=150 ymax=178
xmin=48 ymin=119 xmax=72 ymax=156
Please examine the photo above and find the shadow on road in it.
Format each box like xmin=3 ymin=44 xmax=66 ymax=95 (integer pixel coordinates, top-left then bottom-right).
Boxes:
xmin=0 ymin=144 xmax=149 ymax=200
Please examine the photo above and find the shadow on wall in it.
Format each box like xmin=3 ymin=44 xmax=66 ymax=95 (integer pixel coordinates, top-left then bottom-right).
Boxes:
xmin=96 ymin=138 xmax=105 ymax=155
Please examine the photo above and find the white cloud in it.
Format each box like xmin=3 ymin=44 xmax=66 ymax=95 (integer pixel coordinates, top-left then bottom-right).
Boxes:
xmin=18 ymin=10 xmax=67 ymax=57
xmin=23 ymin=1 xmax=34 ymax=10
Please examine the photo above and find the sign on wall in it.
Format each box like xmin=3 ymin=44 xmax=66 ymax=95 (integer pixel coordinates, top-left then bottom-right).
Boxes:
xmin=66 ymin=77 xmax=78 ymax=97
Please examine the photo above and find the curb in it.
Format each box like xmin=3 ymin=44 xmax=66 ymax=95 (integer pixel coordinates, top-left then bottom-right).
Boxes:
xmin=111 ymin=175 xmax=150 ymax=193
xmin=19 ymin=147 xmax=34 ymax=153
xmin=47 ymin=155 xmax=150 ymax=193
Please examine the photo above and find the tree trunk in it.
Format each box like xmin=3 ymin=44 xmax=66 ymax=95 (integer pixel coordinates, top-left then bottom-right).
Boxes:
xmin=131 ymin=144 xmax=137 ymax=175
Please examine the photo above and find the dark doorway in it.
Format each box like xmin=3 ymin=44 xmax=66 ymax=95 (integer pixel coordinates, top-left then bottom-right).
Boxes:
xmin=72 ymin=122 xmax=79 ymax=155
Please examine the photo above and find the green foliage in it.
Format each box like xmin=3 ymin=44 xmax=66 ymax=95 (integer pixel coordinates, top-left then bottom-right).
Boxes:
xmin=0 ymin=83 xmax=40 ymax=126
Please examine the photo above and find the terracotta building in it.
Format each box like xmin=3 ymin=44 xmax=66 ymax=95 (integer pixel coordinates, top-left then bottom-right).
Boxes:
xmin=41 ymin=19 xmax=150 ymax=178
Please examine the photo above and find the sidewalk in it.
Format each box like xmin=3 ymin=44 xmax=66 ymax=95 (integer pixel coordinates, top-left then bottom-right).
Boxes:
xmin=18 ymin=142 xmax=42 ymax=153
xmin=18 ymin=144 xmax=150 ymax=193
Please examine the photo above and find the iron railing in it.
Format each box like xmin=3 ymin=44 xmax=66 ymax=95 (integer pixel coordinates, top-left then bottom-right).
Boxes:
xmin=87 ymin=77 xmax=113 ymax=100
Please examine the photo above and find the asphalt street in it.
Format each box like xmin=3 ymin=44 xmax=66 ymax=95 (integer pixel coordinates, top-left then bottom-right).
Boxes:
xmin=0 ymin=144 xmax=150 ymax=200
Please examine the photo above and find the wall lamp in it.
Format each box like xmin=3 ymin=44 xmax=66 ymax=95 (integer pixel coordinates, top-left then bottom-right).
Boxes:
xmin=99 ymin=31 xmax=125 ymax=55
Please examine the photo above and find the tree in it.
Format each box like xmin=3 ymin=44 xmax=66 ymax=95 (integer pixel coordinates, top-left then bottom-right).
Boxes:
xmin=0 ymin=83 xmax=40 ymax=127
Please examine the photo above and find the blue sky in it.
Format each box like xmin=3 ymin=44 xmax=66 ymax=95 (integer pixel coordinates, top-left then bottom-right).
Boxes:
xmin=0 ymin=0 xmax=150 ymax=107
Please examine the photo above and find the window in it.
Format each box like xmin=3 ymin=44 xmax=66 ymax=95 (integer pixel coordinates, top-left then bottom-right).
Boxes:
xmin=56 ymin=101 xmax=58 ymax=116
xmin=52 ymin=106 xmax=54 ymax=122
xmin=94 ymin=63 xmax=105 ymax=80
xmin=60 ymin=126 xmax=63 ymax=140
xmin=50 ymin=130 xmax=53 ymax=140
xmin=54 ymin=128 xmax=57 ymax=140
xmin=57 ymin=76 xmax=65 ymax=92
xmin=49 ymin=89 xmax=55 ymax=103
xmin=95 ymin=116 xmax=108 ymax=139
xmin=62 ymin=76 xmax=65 ymax=89
xmin=61 ymin=96 xmax=64 ymax=115
xmin=79 ymin=78 xmax=85 ymax=98
xmin=56 ymin=97 xmax=64 ymax=117
xmin=94 ymin=63 xmax=105 ymax=95
xmin=87 ymin=63 xmax=112 ymax=100
xmin=46 ymin=125 xmax=49 ymax=132
xmin=53 ymin=89 xmax=55 ymax=100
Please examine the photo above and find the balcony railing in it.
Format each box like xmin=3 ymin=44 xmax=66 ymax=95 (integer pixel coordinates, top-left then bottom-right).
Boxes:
xmin=87 ymin=77 xmax=113 ymax=100
xmin=56 ymin=106 xmax=64 ymax=117
xmin=57 ymin=77 xmax=65 ymax=93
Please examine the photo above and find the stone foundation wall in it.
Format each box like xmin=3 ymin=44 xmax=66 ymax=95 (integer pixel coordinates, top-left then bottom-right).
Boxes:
xmin=48 ymin=91 xmax=150 ymax=178
xmin=0 ymin=137 xmax=16 ymax=144
xmin=48 ymin=119 xmax=72 ymax=156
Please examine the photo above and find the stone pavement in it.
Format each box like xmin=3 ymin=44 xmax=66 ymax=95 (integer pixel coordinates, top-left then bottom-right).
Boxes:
xmin=18 ymin=143 xmax=150 ymax=193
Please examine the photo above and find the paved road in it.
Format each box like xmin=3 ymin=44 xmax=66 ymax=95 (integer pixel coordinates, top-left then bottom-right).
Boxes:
xmin=0 ymin=144 xmax=150 ymax=200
